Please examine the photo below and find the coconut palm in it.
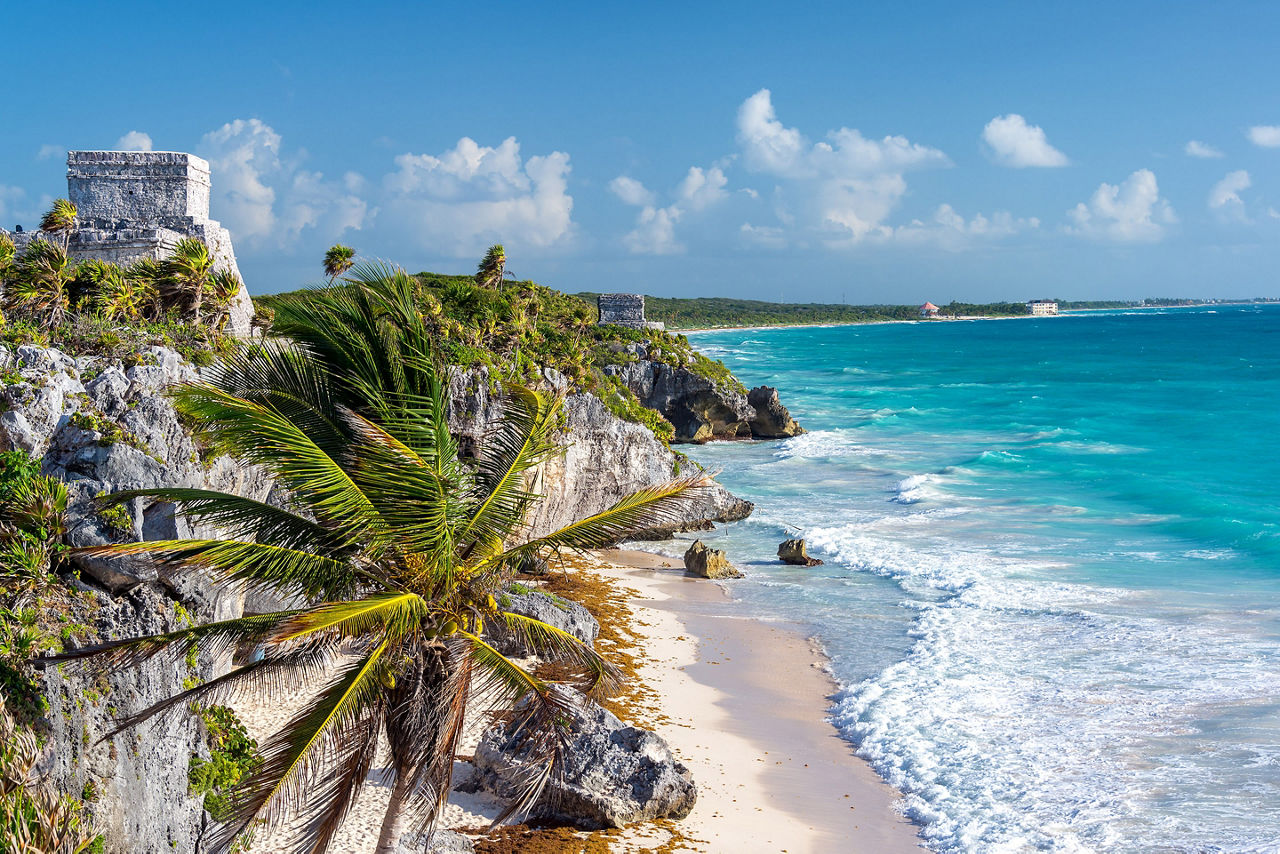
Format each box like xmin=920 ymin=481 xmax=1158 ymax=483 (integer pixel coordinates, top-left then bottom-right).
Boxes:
xmin=161 ymin=237 xmax=214 ymax=321
xmin=124 ymin=258 xmax=164 ymax=320
xmin=474 ymin=244 xmax=508 ymax=290
xmin=38 ymin=199 xmax=77 ymax=251
xmin=323 ymin=244 xmax=356 ymax=282
xmin=8 ymin=240 xmax=73 ymax=328
xmin=50 ymin=263 xmax=704 ymax=854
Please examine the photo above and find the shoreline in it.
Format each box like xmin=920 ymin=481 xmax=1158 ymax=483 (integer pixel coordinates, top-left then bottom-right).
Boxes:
xmin=592 ymin=547 xmax=924 ymax=853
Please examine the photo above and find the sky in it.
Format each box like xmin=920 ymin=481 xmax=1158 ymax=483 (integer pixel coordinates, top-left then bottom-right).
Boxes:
xmin=3 ymin=1 xmax=1279 ymax=303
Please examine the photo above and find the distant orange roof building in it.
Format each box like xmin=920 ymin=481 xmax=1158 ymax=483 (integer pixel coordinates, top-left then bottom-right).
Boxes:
xmin=920 ymin=302 xmax=940 ymax=318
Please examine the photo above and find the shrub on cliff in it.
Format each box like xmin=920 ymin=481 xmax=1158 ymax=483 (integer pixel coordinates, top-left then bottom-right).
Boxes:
xmin=50 ymin=264 xmax=707 ymax=853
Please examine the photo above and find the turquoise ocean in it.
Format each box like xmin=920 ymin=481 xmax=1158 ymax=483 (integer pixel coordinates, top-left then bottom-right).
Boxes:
xmin=659 ymin=305 xmax=1280 ymax=852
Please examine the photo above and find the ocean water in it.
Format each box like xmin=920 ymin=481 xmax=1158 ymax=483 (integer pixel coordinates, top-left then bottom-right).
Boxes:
xmin=660 ymin=306 xmax=1280 ymax=852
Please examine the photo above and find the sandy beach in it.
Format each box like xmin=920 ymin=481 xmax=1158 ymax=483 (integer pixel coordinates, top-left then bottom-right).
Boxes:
xmin=232 ymin=548 xmax=923 ymax=853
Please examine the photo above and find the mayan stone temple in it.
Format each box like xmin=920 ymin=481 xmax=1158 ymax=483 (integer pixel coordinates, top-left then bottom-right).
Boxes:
xmin=3 ymin=150 xmax=255 ymax=335
xmin=597 ymin=292 xmax=664 ymax=331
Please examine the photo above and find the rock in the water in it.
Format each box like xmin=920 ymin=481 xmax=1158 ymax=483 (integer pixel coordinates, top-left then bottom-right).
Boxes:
xmin=472 ymin=694 xmax=697 ymax=829
xmin=605 ymin=360 xmax=754 ymax=443
xmin=747 ymin=386 xmax=805 ymax=439
xmin=777 ymin=538 xmax=823 ymax=567
xmin=490 ymin=587 xmax=599 ymax=656
xmin=683 ymin=540 xmax=742 ymax=579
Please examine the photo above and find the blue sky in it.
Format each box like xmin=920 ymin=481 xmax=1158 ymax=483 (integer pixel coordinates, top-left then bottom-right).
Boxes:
xmin=3 ymin=1 xmax=1279 ymax=302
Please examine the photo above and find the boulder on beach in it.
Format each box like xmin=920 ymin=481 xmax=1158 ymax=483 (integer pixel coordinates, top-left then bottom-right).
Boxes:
xmin=390 ymin=829 xmax=475 ymax=853
xmin=683 ymin=539 xmax=743 ymax=579
xmin=488 ymin=586 xmax=600 ymax=656
xmin=471 ymin=692 xmax=697 ymax=829
xmin=778 ymin=538 xmax=823 ymax=567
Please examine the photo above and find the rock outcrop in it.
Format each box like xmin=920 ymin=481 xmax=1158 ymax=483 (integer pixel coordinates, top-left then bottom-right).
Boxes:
xmin=748 ymin=385 xmax=805 ymax=439
xmin=490 ymin=586 xmax=600 ymax=656
xmin=777 ymin=538 xmax=822 ymax=567
xmin=472 ymin=694 xmax=697 ymax=829
xmin=683 ymin=540 xmax=742 ymax=579
xmin=447 ymin=367 xmax=753 ymax=539
xmin=606 ymin=356 xmax=803 ymax=444
xmin=0 ymin=344 xmax=272 ymax=852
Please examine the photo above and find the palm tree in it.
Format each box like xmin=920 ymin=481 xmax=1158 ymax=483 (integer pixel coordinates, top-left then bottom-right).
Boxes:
xmin=51 ymin=264 xmax=705 ymax=854
xmin=38 ymin=199 xmax=77 ymax=251
xmin=0 ymin=233 xmax=15 ymax=280
xmin=474 ymin=244 xmax=507 ymax=290
xmin=161 ymin=237 xmax=214 ymax=321
xmin=8 ymin=240 xmax=73 ymax=328
xmin=323 ymin=244 xmax=356 ymax=282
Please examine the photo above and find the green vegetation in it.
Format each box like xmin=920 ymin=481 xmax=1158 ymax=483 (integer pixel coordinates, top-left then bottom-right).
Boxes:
xmin=322 ymin=244 xmax=355 ymax=282
xmin=188 ymin=705 xmax=262 ymax=822
xmin=258 ymin=261 xmax=747 ymax=445
xmin=577 ymin=293 xmax=1033 ymax=329
xmin=0 ymin=202 xmax=245 ymax=361
xmin=54 ymin=267 xmax=704 ymax=851
xmin=0 ymin=698 xmax=100 ymax=854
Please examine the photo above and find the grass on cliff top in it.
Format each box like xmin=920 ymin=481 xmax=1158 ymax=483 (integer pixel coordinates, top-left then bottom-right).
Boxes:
xmin=256 ymin=272 xmax=751 ymax=443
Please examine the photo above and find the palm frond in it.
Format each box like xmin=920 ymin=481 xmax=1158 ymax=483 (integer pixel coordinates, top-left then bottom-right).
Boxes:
xmin=272 ymin=593 xmax=429 ymax=643
xmin=494 ymin=612 xmax=622 ymax=699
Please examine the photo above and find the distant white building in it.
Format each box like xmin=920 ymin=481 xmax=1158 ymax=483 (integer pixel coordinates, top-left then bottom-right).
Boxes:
xmin=920 ymin=301 xmax=940 ymax=318
xmin=1027 ymin=300 xmax=1059 ymax=316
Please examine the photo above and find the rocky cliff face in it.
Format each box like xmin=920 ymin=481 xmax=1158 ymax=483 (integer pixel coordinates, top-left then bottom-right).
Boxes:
xmin=447 ymin=368 xmax=753 ymax=539
xmin=605 ymin=353 xmax=804 ymax=444
xmin=0 ymin=343 xmax=272 ymax=853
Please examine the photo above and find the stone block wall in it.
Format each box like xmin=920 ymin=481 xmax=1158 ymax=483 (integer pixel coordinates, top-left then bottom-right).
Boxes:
xmin=598 ymin=293 xmax=647 ymax=329
xmin=68 ymin=151 xmax=211 ymax=227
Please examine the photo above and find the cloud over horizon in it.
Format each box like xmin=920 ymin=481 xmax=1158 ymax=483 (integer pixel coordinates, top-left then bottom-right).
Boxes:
xmin=199 ymin=118 xmax=368 ymax=250
xmin=1209 ymin=170 xmax=1251 ymax=220
xmin=1067 ymin=169 xmax=1175 ymax=242
xmin=982 ymin=114 xmax=1069 ymax=168
xmin=115 ymin=131 xmax=153 ymax=152
xmin=384 ymin=136 xmax=574 ymax=256
xmin=735 ymin=88 xmax=950 ymax=245
xmin=1247 ymin=125 xmax=1280 ymax=148
xmin=1185 ymin=140 xmax=1224 ymax=159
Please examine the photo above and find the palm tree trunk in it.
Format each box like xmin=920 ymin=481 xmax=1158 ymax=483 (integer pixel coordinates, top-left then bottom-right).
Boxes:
xmin=374 ymin=771 xmax=415 ymax=854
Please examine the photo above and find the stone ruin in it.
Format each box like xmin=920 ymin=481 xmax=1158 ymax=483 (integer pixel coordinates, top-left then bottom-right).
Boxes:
xmin=3 ymin=150 xmax=255 ymax=336
xmin=597 ymin=293 xmax=664 ymax=331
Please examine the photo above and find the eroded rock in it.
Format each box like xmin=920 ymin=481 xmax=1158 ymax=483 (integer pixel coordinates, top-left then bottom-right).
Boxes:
xmin=778 ymin=538 xmax=823 ymax=567
xmin=472 ymin=693 xmax=696 ymax=829
xmin=683 ymin=540 xmax=743 ymax=579
xmin=490 ymin=587 xmax=600 ymax=656
xmin=748 ymin=385 xmax=805 ymax=439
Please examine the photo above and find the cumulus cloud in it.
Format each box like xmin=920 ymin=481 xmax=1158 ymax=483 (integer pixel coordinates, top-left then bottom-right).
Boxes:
xmin=199 ymin=118 xmax=369 ymax=248
xmin=739 ymin=222 xmax=787 ymax=249
xmin=1247 ymin=125 xmax=1280 ymax=148
xmin=1208 ymin=170 xmax=1251 ymax=220
xmin=609 ymin=176 xmax=654 ymax=207
xmin=36 ymin=144 xmax=64 ymax=161
xmin=1185 ymin=140 xmax=1223 ymax=159
xmin=115 ymin=131 xmax=153 ymax=152
xmin=383 ymin=136 xmax=573 ymax=255
xmin=895 ymin=204 xmax=1040 ymax=248
xmin=614 ymin=165 xmax=731 ymax=254
xmin=982 ymin=114 xmax=1069 ymax=168
xmin=735 ymin=89 xmax=949 ymax=244
xmin=1067 ymin=169 xmax=1175 ymax=242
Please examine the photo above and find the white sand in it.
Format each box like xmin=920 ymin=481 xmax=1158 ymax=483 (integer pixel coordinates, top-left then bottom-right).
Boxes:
xmin=228 ymin=549 xmax=923 ymax=853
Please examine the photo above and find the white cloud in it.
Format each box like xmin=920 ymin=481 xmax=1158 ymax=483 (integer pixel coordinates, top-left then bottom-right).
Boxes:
xmin=624 ymin=206 xmax=682 ymax=254
xmin=1067 ymin=169 xmax=1175 ymax=242
xmin=982 ymin=114 xmax=1069 ymax=168
xmin=676 ymin=166 xmax=728 ymax=211
xmin=383 ymin=136 xmax=573 ymax=255
xmin=1247 ymin=125 xmax=1280 ymax=148
xmin=115 ymin=131 xmax=153 ymax=152
xmin=1185 ymin=140 xmax=1223 ymax=159
xmin=616 ymin=165 xmax=732 ymax=254
xmin=1208 ymin=170 xmax=1251 ymax=220
xmin=739 ymin=222 xmax=787 ymax=249
xmin=199 ymin=118 xmax=369 ymax=248
xmin=609 ymin=176 xmax=654 ymax=207
xmin=0 ymin=185 xmax=31 ymax=227
xmin=895 ymin=204 xmax=1039 ymax=248
xmin=734 ymin=89 xmax=949 ymax=245
xmin=36 ymin=144 xmax=63 ymax=161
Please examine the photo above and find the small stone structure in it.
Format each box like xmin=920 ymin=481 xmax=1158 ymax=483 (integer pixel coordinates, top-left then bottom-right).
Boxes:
xmin=3 ymin=151 xmax=255 ymax=336
xmin=598 ymin=293 xmax=664 ymax=331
